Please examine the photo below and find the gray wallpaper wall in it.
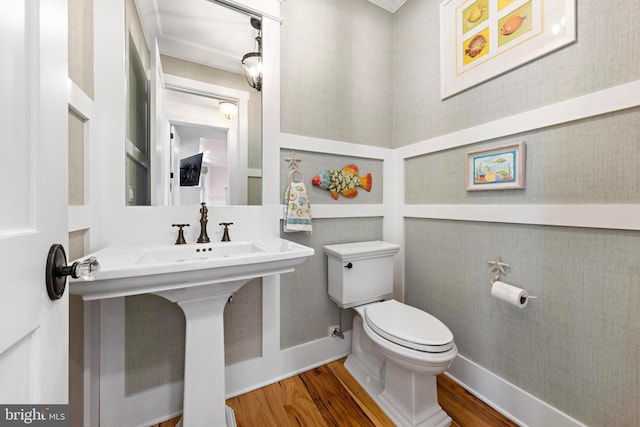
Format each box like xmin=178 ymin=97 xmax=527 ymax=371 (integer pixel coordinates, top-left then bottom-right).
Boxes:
xmin=125 ymin=278 xmax=262 ymax=395
xmin=280 ymin=217 xmax=384 ymax=349
xmin=68 ymin=0 xmax=93 ymax=99
xmin=397 ymin=0 xmax=640 ymax=425
xmin=280 ymin=0 xmax=393 ymax=148
xmin=68 ymin=111 xmax=85 ymax=206
xmin=404 ymin=219 xmax=640 ymax=426
xmin=125 ymin=295 xmax=186 ymax=395
xmin=393 ymin=0 xmax=640 ymax=146
xmin=405 ymin=108 xmax=640 ymax=204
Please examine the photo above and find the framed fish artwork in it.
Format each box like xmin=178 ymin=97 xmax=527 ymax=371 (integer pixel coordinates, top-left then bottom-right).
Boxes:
xmin=440 ymin=0 xmax=575 ymax=98
xmin=465 ymin=142 xmax=525 ymax=191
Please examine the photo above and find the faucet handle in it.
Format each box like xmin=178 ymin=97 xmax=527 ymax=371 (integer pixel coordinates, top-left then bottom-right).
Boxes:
xmin=219 ymin=222 xmax=233 ymax=242
xmin=172 ymin=223 xmax=190 ymax=245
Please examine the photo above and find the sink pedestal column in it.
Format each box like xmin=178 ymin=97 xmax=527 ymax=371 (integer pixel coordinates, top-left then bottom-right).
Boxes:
xmin=155 ymin=280 xmax=250 ymax=427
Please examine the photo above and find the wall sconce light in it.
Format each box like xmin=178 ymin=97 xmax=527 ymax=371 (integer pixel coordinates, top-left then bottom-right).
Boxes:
xmin=241 ymin=18 xmax=262 ymax=92
xmin=218 ymin=100 xmax=237 ymax=120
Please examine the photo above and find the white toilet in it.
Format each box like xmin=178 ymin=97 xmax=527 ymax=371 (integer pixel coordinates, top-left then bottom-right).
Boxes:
xmin=324 ymin=241 xmax=457 ymax=427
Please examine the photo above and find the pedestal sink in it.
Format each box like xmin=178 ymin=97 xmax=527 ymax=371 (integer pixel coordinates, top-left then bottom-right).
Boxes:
xmin=70 ymin=237 xmax=313 ymax=426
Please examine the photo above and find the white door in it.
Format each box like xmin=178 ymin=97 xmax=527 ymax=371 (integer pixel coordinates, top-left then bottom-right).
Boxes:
xmin=0 ymin=0 xmax=68 ymax=405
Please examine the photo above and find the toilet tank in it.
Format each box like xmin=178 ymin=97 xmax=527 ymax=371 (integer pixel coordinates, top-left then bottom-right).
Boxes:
xmin=323 ymin=241 xmax=401 ymax=308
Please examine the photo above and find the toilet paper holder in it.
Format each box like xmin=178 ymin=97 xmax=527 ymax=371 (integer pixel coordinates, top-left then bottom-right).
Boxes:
xmin=487 ymin=257 xmax=537 ymax=300
xmin=488 ymin=257 xmax=510 ymax=284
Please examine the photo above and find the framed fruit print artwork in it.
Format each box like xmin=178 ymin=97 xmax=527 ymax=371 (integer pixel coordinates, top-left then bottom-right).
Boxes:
xmin=440 ymin=0 xmax=575 ymax=99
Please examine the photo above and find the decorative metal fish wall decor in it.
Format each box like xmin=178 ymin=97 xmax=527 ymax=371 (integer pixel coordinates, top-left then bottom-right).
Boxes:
xmin=311 ymin=164 xmax=372 ymax=200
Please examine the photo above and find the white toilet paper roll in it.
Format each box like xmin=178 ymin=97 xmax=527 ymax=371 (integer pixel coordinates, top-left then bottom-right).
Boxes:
xmin=491 ymin=281 xmax=529 ymax=308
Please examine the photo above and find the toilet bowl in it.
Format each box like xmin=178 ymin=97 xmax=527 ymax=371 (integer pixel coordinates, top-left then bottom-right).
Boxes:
xmin=348 ymin=300 xmax=457 ymax=427
xmin=324 ymin=241 xmax=457 ymax=427
xmin=362 ymin=300 xmax=457 ymax=374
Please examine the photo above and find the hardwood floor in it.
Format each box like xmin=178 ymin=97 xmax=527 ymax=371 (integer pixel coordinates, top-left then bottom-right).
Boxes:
xmin=152 ymin=358 xmax=518 ymax=427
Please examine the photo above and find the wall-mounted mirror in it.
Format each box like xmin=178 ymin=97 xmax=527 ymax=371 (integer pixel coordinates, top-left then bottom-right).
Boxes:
xmin=126 ymin=0 xmax=262 ymax=206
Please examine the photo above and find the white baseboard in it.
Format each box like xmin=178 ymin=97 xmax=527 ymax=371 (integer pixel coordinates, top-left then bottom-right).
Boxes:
xmin=123 ymin=382 xmax=183 ymax=427
xmin=106 ymin=335 xmax=589 ymax=427
xmin=117 ymin=333 xmax=352 ymax=426
xmin=225 ymin=331 xmax=352 ymax=397
xmin=446 ymin=354 xmax=587 ymax=427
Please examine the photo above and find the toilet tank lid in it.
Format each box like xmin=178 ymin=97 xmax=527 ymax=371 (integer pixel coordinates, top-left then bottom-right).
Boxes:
xmin=323 ymin=241 xmax=400 ymax=261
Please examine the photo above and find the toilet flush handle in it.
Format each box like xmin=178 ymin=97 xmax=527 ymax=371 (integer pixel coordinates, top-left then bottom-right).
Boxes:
xmin=345 ymin=262 xmax=353 ymax=269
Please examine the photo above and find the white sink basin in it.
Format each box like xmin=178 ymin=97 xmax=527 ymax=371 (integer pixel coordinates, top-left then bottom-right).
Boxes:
xmin=69 ymin=237 xmax=314 ymax=301
xmin=133 ymin=241 xmax=266 ymax=264
xmin=70 ymin=237 xmax=313 ymax=426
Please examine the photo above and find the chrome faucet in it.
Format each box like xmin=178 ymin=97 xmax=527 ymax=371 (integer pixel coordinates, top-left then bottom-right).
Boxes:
xmin=197 ymin=202 xmax=211 ymax=243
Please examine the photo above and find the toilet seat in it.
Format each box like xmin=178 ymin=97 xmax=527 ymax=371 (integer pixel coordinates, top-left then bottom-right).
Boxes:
xmin=364 ymin=300 xmax=454 ymax=353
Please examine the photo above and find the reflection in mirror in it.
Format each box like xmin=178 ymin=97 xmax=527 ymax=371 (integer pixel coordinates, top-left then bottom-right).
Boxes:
xmin=174 ymin=127 xmax=224 ymax=205
xmin=126 ymin=31 xmax=151 ymax=206
xmin=162 ymin=76 xmax=251 ymax=206
xmin=127 ymin=0 xmax=262 ymax=206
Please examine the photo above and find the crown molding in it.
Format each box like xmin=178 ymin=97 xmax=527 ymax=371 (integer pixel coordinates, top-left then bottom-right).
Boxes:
xmin=367 ymin=0 xmax=408 ymax=13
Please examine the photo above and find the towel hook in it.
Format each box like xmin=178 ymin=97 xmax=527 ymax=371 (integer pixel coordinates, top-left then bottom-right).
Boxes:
xmin=284 ymin=150 xmax=304 ymax=183
xmin=284 ymin=150 xmax=302 ymax=170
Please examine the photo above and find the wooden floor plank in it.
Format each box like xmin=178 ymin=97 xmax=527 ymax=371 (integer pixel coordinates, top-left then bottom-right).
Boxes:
xmin=437 ymin=375 xmax=519 ymax=427
xmin=299 ymin=364 xmax=376 ymax=427
xmin=154 ymin=419 xmax=180 ymax=427
xmin=229 ymin=381 xmax=292 ymax=427
xmin=155 ymin=359 xmax=519 ymax=427
xmin=225 ymin=394 xmax=247 ymax=427
xmin=326 ymin=359 xmax=395 ymax=427
xmin=266 ymin=375 xmax=328 ymax=426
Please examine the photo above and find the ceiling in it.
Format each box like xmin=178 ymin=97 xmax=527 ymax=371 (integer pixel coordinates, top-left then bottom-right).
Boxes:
xmin=134 ymin=0 xmax=408 ymax=74
xmin=368 ymin=0 xmax=408 ymax=13
xmin=135 ymin=0 xmax=257 ymax=74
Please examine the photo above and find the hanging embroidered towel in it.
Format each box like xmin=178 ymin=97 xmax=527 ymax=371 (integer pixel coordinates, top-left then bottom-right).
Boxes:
xmin=283 ymin=169 xmax=313 ymax=233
